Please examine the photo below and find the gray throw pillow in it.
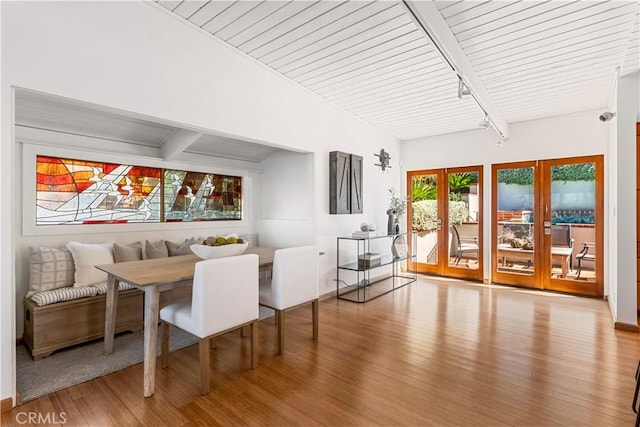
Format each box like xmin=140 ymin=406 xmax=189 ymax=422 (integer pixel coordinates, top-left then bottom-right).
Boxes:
xmin=113 ymin=242 xmax=143 ymax=263
xmin=144 ymin=240 xmax=168 ymax=259
xmin=28 ymin=246 xmax=75 ymax=294
xmin=165 ymin=237 xmax=196 ymax=256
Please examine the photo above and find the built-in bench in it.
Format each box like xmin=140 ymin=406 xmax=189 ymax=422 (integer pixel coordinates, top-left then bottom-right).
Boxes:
xmin=24 ymin=288 xmax=144 ymax=359
xmin=21 ymin=234 xmax=254 ymax=359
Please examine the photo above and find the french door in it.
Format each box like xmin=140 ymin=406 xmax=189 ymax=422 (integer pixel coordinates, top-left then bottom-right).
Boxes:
xmin=491 ymin=156 xmax=603 ymax=296
xmin=407 ymin=166 xmax=483 ymax=281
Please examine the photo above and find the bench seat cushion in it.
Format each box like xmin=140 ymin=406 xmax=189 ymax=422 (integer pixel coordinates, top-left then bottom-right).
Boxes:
xmin=30 ymin=282 xmax=135 ymax=306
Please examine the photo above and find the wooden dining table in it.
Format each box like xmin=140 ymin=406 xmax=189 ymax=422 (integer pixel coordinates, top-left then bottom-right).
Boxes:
xmin=96 ymin=246 xmax=276 ymax=398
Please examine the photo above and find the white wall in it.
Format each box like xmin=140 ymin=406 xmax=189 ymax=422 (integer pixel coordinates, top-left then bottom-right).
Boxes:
xmin=401 ymin=109 xmax=609 ymax=285
xmin=607 ymin=83 xmax=618 ymax=319
xmin=614 ymin=72 xmax=639 ymax=325
xmin=257 ymin=151 xmax=316 ymax=248
xmin=1 ymin=1 xmax=400 ymax=403
xmin=0 ymin=0 xmax=16 ymax=402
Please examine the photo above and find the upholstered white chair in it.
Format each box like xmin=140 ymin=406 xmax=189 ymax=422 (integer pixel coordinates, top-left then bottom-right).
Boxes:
xmin=259 ymin=245 xmax=319 ymax=355
xmin=160 ymin=254 xmax=259 ymax=395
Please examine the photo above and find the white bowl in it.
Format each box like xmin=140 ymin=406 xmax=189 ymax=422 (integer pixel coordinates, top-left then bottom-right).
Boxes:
xmin=190 ymin=243 xmax=248 ymax=259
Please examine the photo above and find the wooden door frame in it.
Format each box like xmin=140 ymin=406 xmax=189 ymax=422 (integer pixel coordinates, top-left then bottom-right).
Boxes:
xmin=407 ymin=166 xmax=483 ymax=281
xmin=407 ymin=168 xmax=446 ymax=276
xmin=443 ymin=165 xmax=483 ymax=281
xmin=492 ymin=156 xmax=604 ymax=296
xmin=491 ymin=160 xmax=541 ymax=288
xmin=541 ymin=155 xmax=604 ymax=297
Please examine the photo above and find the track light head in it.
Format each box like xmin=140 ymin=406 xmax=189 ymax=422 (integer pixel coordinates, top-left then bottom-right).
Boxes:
xmin=457 ymin=76 xmax=471 ymax=99
xmin=479 ymin=114 xmax=490 ymax=129
xmin=599 ymin=111 xmax=616 ymax=122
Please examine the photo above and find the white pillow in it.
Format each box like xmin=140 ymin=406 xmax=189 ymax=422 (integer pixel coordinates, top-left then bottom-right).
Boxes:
xmin=66 ymin=241 xmax=114 ymax=287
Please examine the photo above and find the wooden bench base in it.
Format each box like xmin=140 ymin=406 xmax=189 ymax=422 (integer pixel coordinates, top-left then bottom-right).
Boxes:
xmin=23 ymin=289 xmax=144 ymax=360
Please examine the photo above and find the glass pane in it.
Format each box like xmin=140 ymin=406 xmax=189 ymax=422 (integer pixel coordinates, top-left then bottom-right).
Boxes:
xmin=496 ymin=167 xmax=535 ymax=276
xmin=549 ymin=162 xmax=596 ymax=281
xmin=36 ymin=156 xmax=162 ymax=225
xmin=448 ymin=171 xmax=479 ymax=269
xmin=411 ymin=173 xmax=438 ymax=266
xmin=163 ymin=170 xmax=242 ymax=221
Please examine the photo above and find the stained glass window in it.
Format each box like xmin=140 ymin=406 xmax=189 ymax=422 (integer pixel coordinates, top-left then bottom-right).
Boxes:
xmin=35 ymin=156 xmax=242 ymax=225
xmin=36 ymin=156 xmax=162 ymax=225
xmin=163 ymin=169 xmax=242 ymax=221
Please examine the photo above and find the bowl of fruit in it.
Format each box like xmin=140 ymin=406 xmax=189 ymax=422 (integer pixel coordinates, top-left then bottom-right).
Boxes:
xmin=190 ymin=235 xmax=248 ymax=259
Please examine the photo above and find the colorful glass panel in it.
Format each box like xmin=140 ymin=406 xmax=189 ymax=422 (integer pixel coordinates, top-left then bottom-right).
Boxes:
xmin=163 ymin=169 xmax=242 ymax=221
xmin=36 ymin=156 xmax=162 ymax=225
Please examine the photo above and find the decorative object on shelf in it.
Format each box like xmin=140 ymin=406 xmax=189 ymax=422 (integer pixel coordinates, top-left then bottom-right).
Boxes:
xmin=374 ymin=149 xmax=391 ymax=171
xmin=386 ymin=209 xmax=397 ymax=235
xmin=387 ymin=188 xmax=407 ymax=235
xmin=358 ymin=252 xmax=381 ymax=269
xmin=329 ymin=151 xmax=363 ymax=214
xmin=352 ymin=230 xmax=379 ymax=238
xmin=391 ymin=235 xmax=408 ymax=259
xmin=360 ymin=222 xmax=376 ymax=232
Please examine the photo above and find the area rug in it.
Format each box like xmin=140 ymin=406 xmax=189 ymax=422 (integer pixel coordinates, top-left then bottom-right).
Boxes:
xmin=17 ymin=307 xmax=274 ymax=402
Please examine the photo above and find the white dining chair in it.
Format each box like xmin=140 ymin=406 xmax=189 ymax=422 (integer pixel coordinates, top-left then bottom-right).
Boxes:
xmin=160 ymin=254 xmax=259 ymax=395
xmin=259 ymin=245 xmax=319 ymax=355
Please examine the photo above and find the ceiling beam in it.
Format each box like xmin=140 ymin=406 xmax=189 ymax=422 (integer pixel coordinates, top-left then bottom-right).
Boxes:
xmin=160 ymin=129 xmax=203 ymax=160
xmin=402 ymin=1 xmax=509 ymax=139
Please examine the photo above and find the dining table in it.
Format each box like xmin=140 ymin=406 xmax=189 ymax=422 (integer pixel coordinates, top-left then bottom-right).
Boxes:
xmin=96 ymin=246 xmax=276 ymax=398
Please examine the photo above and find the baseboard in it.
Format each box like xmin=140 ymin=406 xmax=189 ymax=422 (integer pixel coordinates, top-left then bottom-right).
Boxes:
xmin=319 ymin=289 xmax=337 ymax=301
xmin=615 ymin=321 xmax=640 ymax=333
xmin=16 ymin=336 xmax=24 ymax=347
xmin=1 ymin=397 xmax=13 ymax=413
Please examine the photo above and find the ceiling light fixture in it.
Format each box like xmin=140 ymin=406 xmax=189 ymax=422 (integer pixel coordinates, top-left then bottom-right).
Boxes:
xmin=458 ymin=77 xmax=471 ymax=99
xmin=401 ymin=0 xmax=509 ymax=140
xmin=478 ymin=114 xmax=490 ymax=129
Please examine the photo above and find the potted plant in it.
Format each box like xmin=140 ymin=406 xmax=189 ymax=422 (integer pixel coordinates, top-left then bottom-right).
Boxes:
xmin=387 ymin=188 xmax=407 ymax=235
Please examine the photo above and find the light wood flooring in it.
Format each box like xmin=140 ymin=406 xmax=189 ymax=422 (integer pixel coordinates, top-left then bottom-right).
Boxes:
xmin=4 ymin=277 xmax=639 ymax=426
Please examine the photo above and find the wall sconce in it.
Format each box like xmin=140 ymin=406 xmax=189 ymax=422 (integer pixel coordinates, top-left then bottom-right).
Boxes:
xmin=374 ymin=149 xmax=391 ymax=171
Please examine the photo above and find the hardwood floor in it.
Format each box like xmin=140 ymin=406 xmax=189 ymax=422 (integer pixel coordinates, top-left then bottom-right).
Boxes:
xmin=4 ymin=277 xmax=639 ymax=426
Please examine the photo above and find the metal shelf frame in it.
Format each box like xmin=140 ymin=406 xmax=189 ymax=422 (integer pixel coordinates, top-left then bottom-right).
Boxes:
xmin=336 ymin=231 xmax=417 ymax=303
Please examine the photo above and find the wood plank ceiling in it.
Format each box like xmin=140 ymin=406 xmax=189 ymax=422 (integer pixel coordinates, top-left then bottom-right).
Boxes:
xmin=157 ymin=0 xmax=638 ymax=141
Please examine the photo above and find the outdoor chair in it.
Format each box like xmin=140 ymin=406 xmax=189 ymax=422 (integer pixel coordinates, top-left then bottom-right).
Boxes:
xmin=452 ymin=224 xmax=479 ymax=266
xmin=576 ymin=242 xmax=596 ymax=279
xmin=551 ymin=224 xmax=575 ymax=269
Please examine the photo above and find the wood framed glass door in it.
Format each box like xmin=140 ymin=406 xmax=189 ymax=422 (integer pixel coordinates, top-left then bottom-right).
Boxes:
xmin=491 ymin=156 xmax=603 ymax=296
xmin=492 ymin=161 xmax=538 ymax=287
xmin=542 ymin=156 xmax=603 ymax=296
xmin=407 ymin=166 xmax=483 ymax=281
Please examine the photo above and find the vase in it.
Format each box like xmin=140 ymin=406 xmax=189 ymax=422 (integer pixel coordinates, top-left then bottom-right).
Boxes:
xmin=386 ymin=209 xmax=397 ymax=235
